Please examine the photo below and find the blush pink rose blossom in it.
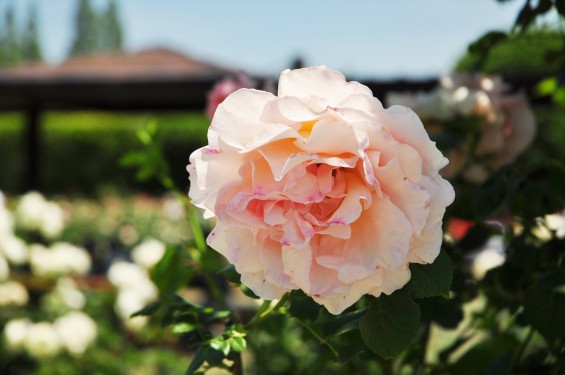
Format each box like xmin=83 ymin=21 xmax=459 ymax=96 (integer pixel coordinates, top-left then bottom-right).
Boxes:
xmin=387 ymin=74 xmax=536 ymax=183
xmin=206 ymin=74 xmax=253 ymax=119
xmin=188 ymin=66 xmax=455 ymax=314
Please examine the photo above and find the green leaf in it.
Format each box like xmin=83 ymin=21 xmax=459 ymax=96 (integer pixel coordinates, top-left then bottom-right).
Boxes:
xmin=185 ymin=345 xmax=226 ymax=374
xmin=288 ymin=290 xmax=321 ymax=321
xmin=418 ymin=296 xmax=464 ymax=329
xmin=359 ymin=286 xmax=420 ymax=359
xmin=218 ymin=264 xmax=241 ymax=284
xmin=554 ymin=87 xmax=565 ymax=107
xmin=151 ymin=246 xmax=191 ymax=297
xmin=323 ymin=308 xmax=367 ymax=337
xmin=228 ymin=336 xmax=247 ymax=352
xmin=410 ymin=248 xmax=453 ymax=299
xmin=186 ymin=346 xmax=207 ymax=375
xmin=119 ymin=151 xmax=146 ymax=167
xmin=137 ymin=128 xmax=153 ymax=145
xmin=536 ymin=77 xmax=557 ymax=96
xmin=210 ymin=337 xmax=230 ymax=356
xmin=172 ymin=323 xmax=197 ymax=335
xmin=241 ymin=285 xmax=260 ymax=299
xmin=523 ymin=283 xmax=565 ymax=342
xmin=449 ymin=335 xmax=518 ymax=375
xmin=130 ymin=300 xmax=162 ymax=318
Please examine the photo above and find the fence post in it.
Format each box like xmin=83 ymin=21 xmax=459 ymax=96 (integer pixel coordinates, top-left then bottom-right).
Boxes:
xmin=24 ymin=105 xmax=40 ymax=191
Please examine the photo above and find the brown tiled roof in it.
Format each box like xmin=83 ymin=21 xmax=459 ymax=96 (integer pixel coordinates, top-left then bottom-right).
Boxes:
xmin=0 ymin=47 xmax=233 ymax=82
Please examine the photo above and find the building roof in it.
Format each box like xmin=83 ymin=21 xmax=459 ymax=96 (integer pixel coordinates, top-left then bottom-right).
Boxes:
xmin=0 ymin=47 xmax=233 ymax=83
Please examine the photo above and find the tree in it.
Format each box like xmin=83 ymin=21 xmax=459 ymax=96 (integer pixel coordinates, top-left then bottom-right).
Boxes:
xmin=69 ymin=0 xmax=124 ymax=57
xmin=69 ymin=0 xmax=99 ymax=57
xmin=455 ymin=28 xmax=563 ymax=82
xmin=102 ymin=0 xmax=123 ymax=52
xmin=20 ymin=4 xmax=43 ymax=62
xmin=0 ymin=5 xmax=21 ymax=65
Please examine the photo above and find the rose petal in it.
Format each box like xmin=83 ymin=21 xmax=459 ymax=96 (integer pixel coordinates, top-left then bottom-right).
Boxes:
xmin=278 ymin=66 xmax=373 ymax=107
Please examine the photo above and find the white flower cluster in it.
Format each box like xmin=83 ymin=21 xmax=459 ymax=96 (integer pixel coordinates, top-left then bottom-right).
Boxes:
xmin=108 ymin=238 xmax=165 ymax=331
xmin=1 ymin=191 xmax=97 ymax=359
xmin=532 ymin=209 xmax=565 ymax=242
xmin=42 ymin=277 xmax=87 ymax=312
xmin=387 ymin=75 xmax=502 ymax=123
xmin=15 ymin=192 xmax=65 ymax=238
xmin=29 ymin=242 xmax=91 ymax=278
xmin=3 ymin=311 xmax=97 ymax=358
xmin=0 ymin=192 xmax=29 ymax=268
xmin=0 ymin=192 xmax=29 ymax=307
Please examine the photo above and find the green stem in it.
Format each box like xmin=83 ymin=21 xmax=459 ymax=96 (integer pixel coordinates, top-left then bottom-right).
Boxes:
xmin=415 ymin=322 xmax=431 ymax=375
xmin=185 ymin=199 xmax=207 ymax=252
xmin=169 ymin=188 xmax=226 ymax=310
xmin=294 ymin=318 xmax=339 ymax=358
xmin=247 ymin=294 xmax=290 ymax=327
xmin=512 ymin=326 xmax=534 ymax=370
xmin=203 ymin=273 xmax=228 ymax=310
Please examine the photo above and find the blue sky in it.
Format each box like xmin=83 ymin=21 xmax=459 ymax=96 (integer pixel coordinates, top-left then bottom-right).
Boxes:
xmin=2 ymin=0 xmax=525 ymax=78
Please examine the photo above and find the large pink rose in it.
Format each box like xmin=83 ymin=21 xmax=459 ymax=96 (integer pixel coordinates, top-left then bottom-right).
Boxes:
xmin=188 ymin=66 xmax=454 ymax=314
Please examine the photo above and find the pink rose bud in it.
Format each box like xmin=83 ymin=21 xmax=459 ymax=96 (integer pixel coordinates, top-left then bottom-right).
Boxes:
xmin=205 ymin=73 xmax=253 ymax=119
xmin=188 ymin=66 xmax=455 ymax=314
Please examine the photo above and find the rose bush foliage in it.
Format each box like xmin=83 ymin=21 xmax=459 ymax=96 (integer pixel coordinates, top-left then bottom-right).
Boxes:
xmin=188 ymin=66 xmax=454 ymax=314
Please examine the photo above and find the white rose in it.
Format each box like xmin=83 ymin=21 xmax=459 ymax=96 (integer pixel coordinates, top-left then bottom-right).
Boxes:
xmin=545 ymin=210 xmax=565 ymax=239
xmin=55 ymin=277 xmax=86 ymax=310
xmin=39 ymin=202 xmax=65 ymax=238
xmin=29 ymin=243 xmax=91 ymax=277
xmin=0 ymin=255 xmax=8 ymax=281
xmin=471 ymin=236 xmax=506 ymax=280
xmin=4 ymin=318 xmax=31 ymax=352
xmin=54 ymin=311 xmax=97 ymax=356
xmin=0 ymin=207 xmax=14 ymax=235
xmin=115 ymin=289 xmax=151 ymax=331
xmin=29 ymin=244 xmax=61 ymax=277
xmin=131 ymin=238 xmax=166 ymax=270
xmin=50 ymin=242 xmax=92 ymax=276
xmin=108 ymin=261 xmax=150 ymax=290
xmin=16 ymin=192 xmax=65 ymax=238
xmin=0 ymin=281 xmax=29 ymax=306
xmin=0 ymin=234 xmax=29 ymax=265
xmin=24 ymin=322 xmax=62 ymax=359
